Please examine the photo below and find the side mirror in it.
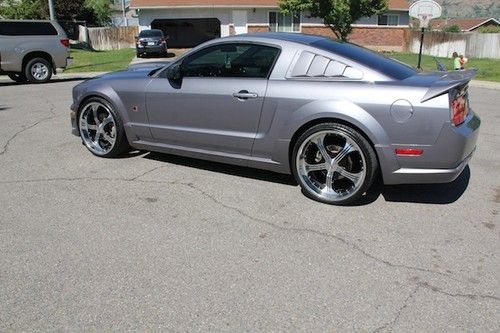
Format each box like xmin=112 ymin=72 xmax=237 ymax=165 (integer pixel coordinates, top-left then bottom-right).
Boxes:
xmin=166 ymin=63 xmax=182 ymax=80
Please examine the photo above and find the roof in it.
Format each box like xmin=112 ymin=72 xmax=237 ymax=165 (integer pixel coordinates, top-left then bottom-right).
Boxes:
xmin=431 ymin=17 xmax=500 ymax=32
xmin=131 ymin=0 xmax=410 ymax=10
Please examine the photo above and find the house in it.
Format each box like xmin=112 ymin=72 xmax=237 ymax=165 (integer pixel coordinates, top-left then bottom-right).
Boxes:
xmin=130 ymin=0 xmax=410 ymax=50
xmin=431 ymin=17 xmax=500 ymax=32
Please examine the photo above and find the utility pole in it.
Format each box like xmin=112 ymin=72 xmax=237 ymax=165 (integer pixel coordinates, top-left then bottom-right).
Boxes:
xmin=122 ymin=0 xmax=128 ymax=26
xmin=48 ymin=0 xmax=56 ymax=20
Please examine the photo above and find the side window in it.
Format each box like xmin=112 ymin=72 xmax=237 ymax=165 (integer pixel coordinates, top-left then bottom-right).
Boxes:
xmin=0 ymin=22 xmax=58 ymax=36
xmin=290 ymin=51 xmax=363 ymax=80
xmin=181 ymin=43 xmax=280 ymax=78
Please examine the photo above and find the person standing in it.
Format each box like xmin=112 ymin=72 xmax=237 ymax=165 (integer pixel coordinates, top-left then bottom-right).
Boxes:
xmin=452 ymin=52 xmax=461 ymax=70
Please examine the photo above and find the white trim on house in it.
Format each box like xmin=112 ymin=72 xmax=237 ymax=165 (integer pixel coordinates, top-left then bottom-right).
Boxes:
xmin=466 ymin=18 xmax=500 ymax=31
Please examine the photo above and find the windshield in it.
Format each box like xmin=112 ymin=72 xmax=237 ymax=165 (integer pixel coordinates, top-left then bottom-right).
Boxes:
xmin=312 ymin=39 xmax=417 ymax=80
xmin=139 ymin=30 xmax=163 ymax=38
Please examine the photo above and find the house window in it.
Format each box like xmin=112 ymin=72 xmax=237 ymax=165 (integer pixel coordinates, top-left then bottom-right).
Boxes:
xmin=269 ymin=11 xmax=300 ymax=32
xmin=378 ymin=14 xmax=399 ymax=26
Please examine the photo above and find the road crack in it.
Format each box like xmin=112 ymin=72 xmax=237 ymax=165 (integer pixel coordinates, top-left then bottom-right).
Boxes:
xmin=0 ymin=116 xmax=55 ymax=156
xmin=373 ymin=286 xmax=419 ymax=333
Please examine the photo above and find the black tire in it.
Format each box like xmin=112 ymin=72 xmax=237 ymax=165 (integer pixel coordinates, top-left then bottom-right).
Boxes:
xmin=8 ymin=73 xmax=27 ymax=83
xmin=291 ymin=122 xmax=378 ymax=205
xmin=24 ymin=57 xmax=53 ymax=83
xmin=78 ymin=97 xmax=130 ymax=158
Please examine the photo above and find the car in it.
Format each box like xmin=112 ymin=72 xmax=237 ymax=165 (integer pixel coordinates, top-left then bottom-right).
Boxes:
xmin=135 ymin=29 xmax=168 ymax=58
xmin=0 ymin=20 xmax=72 ymax=83
xmin=70 ymin=33 xmax=480 ymax=205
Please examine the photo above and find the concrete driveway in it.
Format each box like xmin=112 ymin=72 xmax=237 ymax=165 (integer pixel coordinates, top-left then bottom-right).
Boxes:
xmin=0 ymin=80 xmax=499 ymax=331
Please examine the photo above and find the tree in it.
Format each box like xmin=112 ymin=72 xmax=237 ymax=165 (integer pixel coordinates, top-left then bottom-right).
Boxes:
xmin=443 ymin=24 xmax=461 ymax=33
xmin=279 ymin=0 xmax=388 ymax=41
xmin=0 ymin=0 xmax=45 ymax=19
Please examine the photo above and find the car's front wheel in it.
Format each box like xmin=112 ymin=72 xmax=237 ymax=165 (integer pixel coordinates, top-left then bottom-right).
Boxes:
xmin=78 ymin=97 xmax=129 ymax=158
xmin=292 ymin=122 xmax=378 ymax=205
xmin=25 ymin=58 xmax=53 ymax=83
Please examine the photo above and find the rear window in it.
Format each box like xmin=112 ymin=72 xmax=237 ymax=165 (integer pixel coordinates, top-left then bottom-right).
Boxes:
xmin=312 ymin=39 xmax=416 ymax=80
xmin=139 ymin=30 xmax=163 ymax=38
xmin=0 ymin=21 xmax=58 ymax=36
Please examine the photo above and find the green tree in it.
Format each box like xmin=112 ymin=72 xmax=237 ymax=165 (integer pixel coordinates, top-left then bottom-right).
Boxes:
xmin=443 ymin=24 xmax=461 ymax=33
xmin=84 ymin=0 xmax=112 ymax=26
xmin=0 ymin=0 xmax=44 ymax=19
xmin=279 ymin=0 xmax=388 ymax=41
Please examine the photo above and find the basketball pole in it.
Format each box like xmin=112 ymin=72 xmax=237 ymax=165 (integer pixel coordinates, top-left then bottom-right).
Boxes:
xmin=417 ymin=27 xmax=425 ymax=70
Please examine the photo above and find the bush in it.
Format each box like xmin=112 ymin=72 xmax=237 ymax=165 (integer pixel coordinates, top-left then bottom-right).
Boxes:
xmin=443 ymin=24 xmax=462 ymax=33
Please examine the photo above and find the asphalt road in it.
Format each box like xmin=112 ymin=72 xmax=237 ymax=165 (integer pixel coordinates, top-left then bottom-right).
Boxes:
xmin=0 ymin=79 xmax=499 ymax=331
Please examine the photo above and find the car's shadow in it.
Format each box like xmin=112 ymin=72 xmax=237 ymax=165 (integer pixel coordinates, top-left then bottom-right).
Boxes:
xmin=136 ymin=151 xmax=471 ymax=205
xmin=0 ymin=77 xmax=91 ymax=87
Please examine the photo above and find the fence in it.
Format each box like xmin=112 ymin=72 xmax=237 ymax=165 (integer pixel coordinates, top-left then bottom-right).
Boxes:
xmin=408 ymin=30 xmax=500 ymax=59
xmin=78 ymin=26 xmax=138 ymax=51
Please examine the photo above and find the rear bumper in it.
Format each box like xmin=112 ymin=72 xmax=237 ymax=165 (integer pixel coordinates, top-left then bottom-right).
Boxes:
xmin=388 ymin=147 xmax=475 ymax=184
xmin=381 ymin=110 xmax=480 ymax=185
xmin=136 ymin=45 xmax=167 ymax=54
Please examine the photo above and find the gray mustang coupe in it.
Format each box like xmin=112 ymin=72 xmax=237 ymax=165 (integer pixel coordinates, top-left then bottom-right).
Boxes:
xmin=70 ymin=33 xmax=480 ymax=205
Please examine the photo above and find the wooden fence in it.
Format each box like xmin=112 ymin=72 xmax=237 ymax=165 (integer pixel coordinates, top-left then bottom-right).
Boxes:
xmin=408 ymin=30 xmax=500 ymax=59
xmin=78 ymin=26 xmax=138 ymax=51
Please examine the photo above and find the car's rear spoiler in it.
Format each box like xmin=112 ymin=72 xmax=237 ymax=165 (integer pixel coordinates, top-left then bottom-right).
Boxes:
xmin=421 ymin=69 xmax=477 ymax=103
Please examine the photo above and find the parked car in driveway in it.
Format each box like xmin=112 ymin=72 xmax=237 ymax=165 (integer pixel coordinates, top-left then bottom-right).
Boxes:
xmin=135 ymin=29 xmax=168 ymax=58
xmin=70 ymin=33 xmax=480 ymax=205
xmin=0 ymin=20 xmax=71 ymax=83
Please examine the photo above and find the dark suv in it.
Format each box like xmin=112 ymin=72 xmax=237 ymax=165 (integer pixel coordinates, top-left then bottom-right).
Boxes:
xmin=0 ymin=20 xmax=72 ymax=83
xmin=135 ymin=29 xmax=168 ymax=58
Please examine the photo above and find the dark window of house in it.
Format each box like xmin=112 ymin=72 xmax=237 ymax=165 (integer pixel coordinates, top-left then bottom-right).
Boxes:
xmin=181 ymin=43 xmax=280 ymax=78
xmin=0 ymin=21 xmax=58 ymax=36
xmin=269 ymin=11 xmax=300 ymax=32
xmin=378 ymin=14 xmax=399 ymax=26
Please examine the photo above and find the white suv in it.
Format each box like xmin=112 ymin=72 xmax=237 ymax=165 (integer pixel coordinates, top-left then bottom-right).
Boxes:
xmin=0 ymin=20 xmax=72 ymax=83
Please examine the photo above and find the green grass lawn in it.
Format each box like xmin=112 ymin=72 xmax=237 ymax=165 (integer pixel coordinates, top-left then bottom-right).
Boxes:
xmin=64 ymin=48 xmax=136 ymax=73
xmin=388 ymin=53 xmax=500 ymax=82
xmin=64 ymin=47 xmax=500 ymax=82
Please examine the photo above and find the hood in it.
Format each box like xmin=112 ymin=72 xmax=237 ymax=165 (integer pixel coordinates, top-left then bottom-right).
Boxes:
xmin=86 ymin=61 xmax=172 ymax=81
xmin=127 ymin=61 xmax=172 ymax=71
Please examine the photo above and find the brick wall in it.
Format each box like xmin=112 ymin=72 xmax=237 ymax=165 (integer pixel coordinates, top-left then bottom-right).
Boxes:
xmin=248 ymin=25 xmax=270 ymax=33
xmin=301 ymin=25 xmax=410 ymax=51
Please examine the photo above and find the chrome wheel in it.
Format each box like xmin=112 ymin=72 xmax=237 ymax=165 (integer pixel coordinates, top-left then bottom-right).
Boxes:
xmin=30 ymin=62 xmax=49 ymax=81
xmin=79 ymin=102 xmax=117 ymax=156
xmin=296 ymin=130 xmax=367 ymax=202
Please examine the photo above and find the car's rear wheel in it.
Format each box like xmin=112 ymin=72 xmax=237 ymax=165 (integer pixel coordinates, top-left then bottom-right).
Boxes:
xmin=25 ymin=58 xmax=53 ymax=83
xmin=8 ymin=73 xmax=27 ymax=83
xmin=78 ymin=97 xmax=129 ymax=158
xmin=292 ymin=123 xmax=378 ymax=205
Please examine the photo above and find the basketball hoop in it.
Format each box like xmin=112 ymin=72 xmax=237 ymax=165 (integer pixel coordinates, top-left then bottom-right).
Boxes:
xmin=417 ymin=14 xmax=431 ymax=29
xmin=409 ymin=0 xmax=442 ymax=29
xmin=409 ymin=0 xmax=442 ymax=69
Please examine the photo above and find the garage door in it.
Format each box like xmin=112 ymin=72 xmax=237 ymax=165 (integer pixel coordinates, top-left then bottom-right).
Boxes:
xmin=151 ymin=18 xmax=221 ymax=48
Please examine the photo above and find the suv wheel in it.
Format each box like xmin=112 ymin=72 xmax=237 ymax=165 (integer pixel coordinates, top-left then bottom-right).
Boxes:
xmin=25 ymin=58 xmax=53 ymax=83
xmin=8 ymin=73 xmax=27 ymax=83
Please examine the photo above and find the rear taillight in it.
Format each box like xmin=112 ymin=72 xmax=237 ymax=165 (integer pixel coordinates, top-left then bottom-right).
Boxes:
xmin=60 ymin=39 xmax=70 ymax=48
xmin=451 ymin=88 xmax=469 ymax=126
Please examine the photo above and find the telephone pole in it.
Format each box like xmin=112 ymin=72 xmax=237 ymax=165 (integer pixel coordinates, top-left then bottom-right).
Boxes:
xmin=48 ymin=0 xmax=56 ymax=20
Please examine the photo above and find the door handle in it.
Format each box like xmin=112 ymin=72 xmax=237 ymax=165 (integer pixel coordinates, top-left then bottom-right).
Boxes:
xmin=233 ymin=90 xmax=258 ymax=100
